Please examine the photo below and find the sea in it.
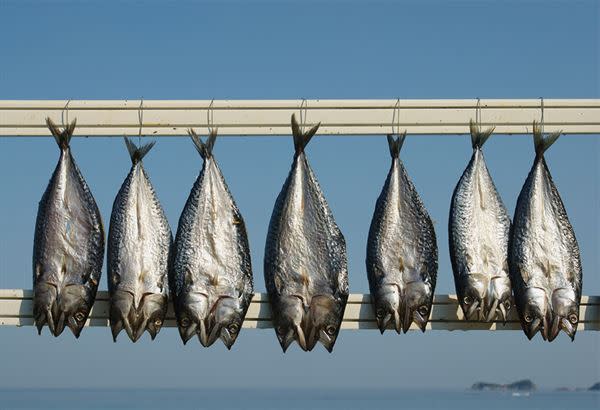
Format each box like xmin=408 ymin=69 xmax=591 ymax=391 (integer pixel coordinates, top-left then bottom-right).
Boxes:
xmin=0 ymin=389 xmax=598 ymax=410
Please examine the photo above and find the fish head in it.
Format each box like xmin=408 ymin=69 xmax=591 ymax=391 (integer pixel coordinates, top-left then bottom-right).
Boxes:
xmin=139 ymin=293 xmax=168 ymax=341
xmin=176 ymin=292 xmax=208 ymax=345
xmin=204 ymin=296 xmax=245 ymax=349
xmin=520 ymin=287 xmax=549 ymax=340
xmin=488 ymin=275 xmax=513 ymax=322
xmin=307 ymin=295 xmax=345 ymax=353
xmin=372 ymin=284 xmax=401 ymax=333
xmin=549 ymin=288 xmax=579 ymax=341
xmin=109 ymin=289 xmax=135 ymax=341
xmin=402 ymin=280 xmax=433 ymax=333
xmin=459 ymin=274 xmax=488 ymax=320
xmin=34 ymin=282 xmax=92 ymax=338
xmin=33 ymin=282 xmax=58 ymax=334
xmin=273 ymin=295 xmax=306 ymax=352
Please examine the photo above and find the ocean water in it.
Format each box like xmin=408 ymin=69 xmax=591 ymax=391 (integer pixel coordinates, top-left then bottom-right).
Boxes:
xmin=0 ymin=389 xmax=598 ymax=410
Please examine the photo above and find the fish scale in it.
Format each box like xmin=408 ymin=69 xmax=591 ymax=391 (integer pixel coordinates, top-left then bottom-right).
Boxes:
xmin=33 ymin=118 xmax=105 ymax=338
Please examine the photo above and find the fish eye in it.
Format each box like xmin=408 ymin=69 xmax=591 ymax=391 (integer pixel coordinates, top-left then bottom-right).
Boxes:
xmin=376 ymin=308 xmax=384 ymax=318
xmin=504 ymin=300 xmax=511 ymax=309
xmin=568 ymin=314 xmax=578 ymax=324
xmin=326 ymin=325 xmax=336 ymax=336
xmin=180 ymin=317 xmax=190 ymax=327
xmin=418 ymin=306 xmax=429 ymax=316
xmin=228 ymin=323 xmax=239 ymax=334
xmin=74 ymin=311 xmax=86 ymax=322
xmin=154 ymin=318 xmax=163 ymax=327
xmin=524 ymin=314 xmax=533 ymax=323
xmin=463 ymin=296 xmax=472 ymax=305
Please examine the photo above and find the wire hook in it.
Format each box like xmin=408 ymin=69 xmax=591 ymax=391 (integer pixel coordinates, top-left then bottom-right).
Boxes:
xmin=540 ymin=97 xmax=545 ymax=135
xmin=138 ymin=97 xmax=144 ymax=144
xmin=61 ymin=99 xmax=72 ymax=128
xmin=299 ymin=99 xmax=308 ymax=134
xmin=475 ymin=97 xmax=482 ymax=129
xmin=391 ymin=98 xmax=401 ymax=135
xmin=207 ymin=99 xmax=215 ymax=134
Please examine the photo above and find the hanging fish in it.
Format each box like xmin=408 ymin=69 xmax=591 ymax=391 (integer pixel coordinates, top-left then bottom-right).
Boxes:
xmin=107 ymin=138 xmax=172 ymax=342
xmin=171 ymin=129 xmax=253 ymax=349
xmin=509 ymin=122 xmax=582 ymax=341
xmin=449 ymin=121 xmax=512 ymax=322
xmin=32 ymin=118 xmax=105 ymax=337
xmin=366 ymin=133 xmax=437 ymax=334
xmin=264 ymin=114 xmax=348 ymax=353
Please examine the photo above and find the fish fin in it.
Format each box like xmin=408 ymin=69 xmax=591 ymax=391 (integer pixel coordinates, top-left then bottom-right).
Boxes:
xmin=123 ymin=137 xmax=156 ymax=164
xmin=188 ymin=128 xmax=218 ymax=159
xmin=533 ymin=121 xmax=561 ymax=157
xmin=291 ymin=113 xmax=320 ymax=154
xmin=46 ymin=117 xmax=76 ymax=149
xmin=469 ymin=119 xmax=495 ymax=149
xmin=386 ymin=131 xmax=406 ymax=158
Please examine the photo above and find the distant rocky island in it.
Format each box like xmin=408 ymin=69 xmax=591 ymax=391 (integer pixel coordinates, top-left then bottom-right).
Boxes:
xmin=471 ymin=379 xmax=536 ymax=391
xmin=471 ymin=380 xmax=600 ymax=392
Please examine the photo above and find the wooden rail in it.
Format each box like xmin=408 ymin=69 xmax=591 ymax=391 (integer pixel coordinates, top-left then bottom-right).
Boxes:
xmin=1 ymin=290 xmax=598 ymax=331
xmin=1 ymin=99 xmax=599 ymax=136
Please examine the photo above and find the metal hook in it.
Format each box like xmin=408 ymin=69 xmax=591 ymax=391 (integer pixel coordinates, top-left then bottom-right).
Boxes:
xmin=540 ymin=97 xmax=545 ymax=135
xmin=391 ymin=98 xmax=401 ymax=135
xmin=476 ymin=98 xmax=482 ymax=129
xmin=61 ymin=99 xmax=72 ymax=128
xmin=138 ymin=97 xmax=144 ymax=144
xmin=207 ymin=99 xmax=215 ymax=134
xmin=299 ymin=99 xmax=308 ymax=134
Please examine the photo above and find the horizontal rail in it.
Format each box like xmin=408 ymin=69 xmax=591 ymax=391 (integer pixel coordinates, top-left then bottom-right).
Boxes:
xmin=1 ymin=290 xmax=598 ymax=331
xmin=1 ymin=99 xmax=599 ymax=136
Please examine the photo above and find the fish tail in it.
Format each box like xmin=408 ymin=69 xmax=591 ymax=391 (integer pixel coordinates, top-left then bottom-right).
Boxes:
xmin=533 ymin=121 xmax=561 ymax=157
xmin=386 ymin=132 xmax=406 ymax=158
xmin=291 ymin=113 xmax=320 ymax=154
xmin=123 ymin=137 xmax=156 ymax=164
xmin=469 ymin=119 xmax=495 ymax=149
xmin=46 ymin=117 xmax=76 ymax=150
xmin=188 ymin=128 xmax=217 ymax=159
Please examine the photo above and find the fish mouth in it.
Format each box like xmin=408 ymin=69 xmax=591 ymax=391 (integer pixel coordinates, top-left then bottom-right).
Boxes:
xmin=400 ymin=302 xmax=430 ymax=333
xmin=177 ymin=294 xmax=244 ymax=349
xmin=110 ymin=291 xmax=167 ymax=342
xmin=460 ymin=276 xmax=512 ymax=323
xmin=34 ymin=283 xmax=90 ymax=338
xmin=274 ymin=294 xmax=343 ymax=353
xmin=547 ymin=314 xmax=577 ymax=342
xmin=376 ymin=310 xmax=401 ymax=334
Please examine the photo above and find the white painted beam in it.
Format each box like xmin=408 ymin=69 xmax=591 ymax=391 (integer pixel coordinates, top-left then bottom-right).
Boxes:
xmin=1 ymin=99 xmax=598 ymax=136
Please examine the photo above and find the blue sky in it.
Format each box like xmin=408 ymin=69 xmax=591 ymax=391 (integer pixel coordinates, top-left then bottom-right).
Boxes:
xmin=0 ymin=0 xmax=598 ymax=389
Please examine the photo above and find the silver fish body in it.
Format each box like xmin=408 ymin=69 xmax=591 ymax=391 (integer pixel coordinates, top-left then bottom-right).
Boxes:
xmin=449 ymin=122 xmax=512 ymax=322
xmin=265 ymin=115 xmax=349 ymax=353
xmin=33 ymin=119 xmax=105 ymax=337
xmin=509 ymin=122 xmax=582 ymax=341
xmin=171 ymin=130 xmax=253 ymax=349
xmin=107 ymin=139 xmax=172 ymax=342
xmin=366 ymin=134 xmax=437 ymax=334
